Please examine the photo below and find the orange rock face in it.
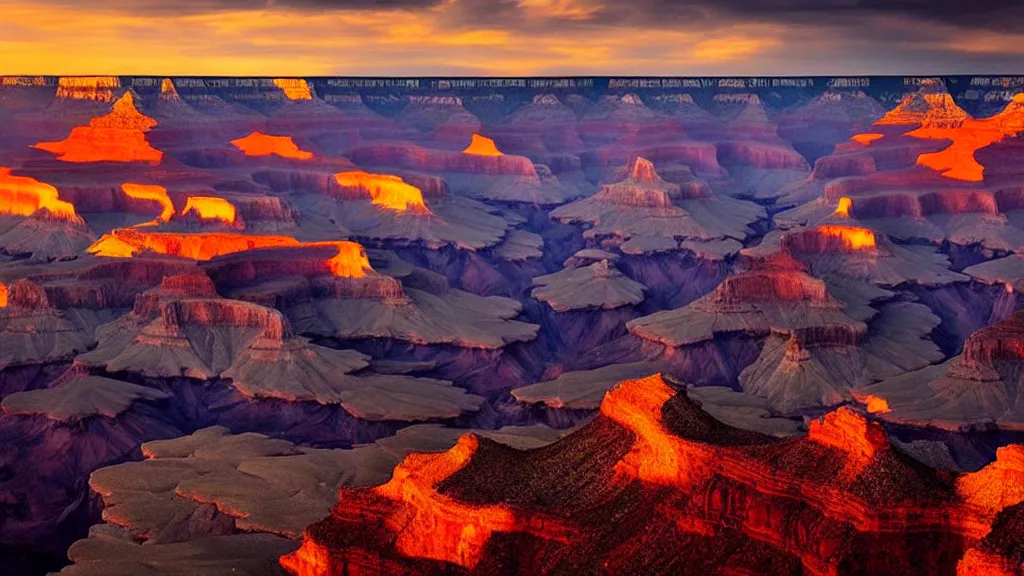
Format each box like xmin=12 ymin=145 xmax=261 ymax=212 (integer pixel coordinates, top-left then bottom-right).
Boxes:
xmin=851 ymin=133 xmax=884 ymax=146
xmin=33 ymin=92 xmax=163 ymax=164
xmin=274 ymin=78 xmax=313 ymax=101
xmin=231 ymin=131 xmax=314 ymax=160
xmin=0 ymin=167 xmax=82 ymax=223
xmin=86 ymin=229 xmax=370 ymax=278
xmin=0 ymin=282 xmax=7 ymax=308
xmin=120 ymin=183 xmax=175 ymax=224
xmin=287 ymin=374 xmax=1024 ymax=575
xmin=909 ymin=94 xmax=1024 ymax=182
xmin=54 ymin=76 xmax=120 ymax=102
xmin=834 ymin=196 xmax=854 ymax=217
xmin=333 ymin=171 xmax=432 ymax=214
xmin=784 ymin=225 xmax=877 ymax=253
xmin=462 ymin=134 xmax=504 ymax=157
xmin=182 ymin=196 xmax=238 ymax=225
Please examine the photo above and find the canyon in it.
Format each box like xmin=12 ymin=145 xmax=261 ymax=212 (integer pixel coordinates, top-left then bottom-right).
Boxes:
xmin=0 ymin=75 xmax=1023 ymax=575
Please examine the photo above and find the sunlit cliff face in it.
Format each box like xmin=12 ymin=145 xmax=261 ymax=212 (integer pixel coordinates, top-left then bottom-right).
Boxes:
xmin=834 ymin=196 xmax=853 ymax=218
xmin=909 ymin=94 xmax=1024 ymax=182
xmin=876 ymin=91 xmax=970 ymax=128
xmin=462 ymin=134 xmax=504 ymax=157
xmin=334 ymin=171 xmax=432 ymax=214
xmin=851 ymin=133 xmax=884 ymax=146
xmin=33 ymin=92 xmax=163 ymax=164
xmin=601 ymin=375 xmax=713 ymax=487
xmin=182 ymin=196 xmax=237 ymax=225
xmin=2 ymin=76 xmax=46 ymax=87
xmin=87 ymin=229 xmax=370 ymax=278
xmin=273 ymin=78 xmax=313 ymax=101
xmin=230 ymin=131 xmax=314 ymax=160
xmin=54 ymin=76 xmax=120 ymax=102
xmin=0 ymin=283 xmax=7 ymax=308
xmin=0 ymin=168 xmax=82 ymax=223
xmin=815 ymin=225 xmax=877 ymax=251
xmin=121 ymin=183 xmax=175 ymax=224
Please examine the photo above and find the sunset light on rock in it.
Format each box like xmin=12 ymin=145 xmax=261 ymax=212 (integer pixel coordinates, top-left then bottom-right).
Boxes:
xmin=462 ymin=134 xmax=505 ymax=156
xmin=273 ymin=78 xmax=313 ymax=101
xmin=33 ymin=92 xmax=163 ymax=163
xmin=54 ymin=76 xmax=120 ymax=102
xmin=121 ymin=183 xmax=175 ymax=224
xmin=910 ymin=93 xmax=1024 ymax=182
xmin=0 ymin=168 xmax=82 ymax=223
xmin=182 ymin=196 xmax=237 ymax=225
xmin=333 ymin=171 xmax=432 ymax=214
xmin=230 ymin=131 xmax=314 ymax=160
xmin=7 ymin=4 xmax=1024 ymax=572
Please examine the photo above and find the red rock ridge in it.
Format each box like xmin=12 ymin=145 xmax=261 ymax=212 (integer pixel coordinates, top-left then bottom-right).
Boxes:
xmin=283 ymin=374 xmax=1024 ymax=575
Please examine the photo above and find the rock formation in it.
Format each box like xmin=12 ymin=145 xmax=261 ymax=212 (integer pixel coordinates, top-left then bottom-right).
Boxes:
xmin=627 ymin=253 xmax=943 ymax=411
xmin=531 ymin=259 xmax=645 ymax=312
xmin=57 ymin=423 xmax=570 ymax=576
xmin=551 ymin=155 xmax=764 ymax=254
xmin=283 ymin=374 xmax=1024 ymax=576
xmin=857 ymin=308 xmax=1024 ymax=430
xmin=33 ymin=92 xmax=164 ymax=164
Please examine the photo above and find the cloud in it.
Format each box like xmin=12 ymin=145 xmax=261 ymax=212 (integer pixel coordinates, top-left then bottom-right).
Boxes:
xmin=0 ymin=0 xmax=1023 ymax=75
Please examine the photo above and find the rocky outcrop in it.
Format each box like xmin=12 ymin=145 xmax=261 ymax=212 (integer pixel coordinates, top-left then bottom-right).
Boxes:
xmin=33 ymin=92 xmax=164 ymax=164
xmin=858 ymin=308 xmax=1024 ymax=430
xmin=627 ymin=251 xmax=942 ymax=411
xmin=531 ymin=260 xmax=645 ymax=312
xmin=58 ymin=423 xmax=570 ymax=576
xmin=551 ymin=155 xmax=764 ymax=252
xmin=285 ymin=374 xmax=1024 ymax=576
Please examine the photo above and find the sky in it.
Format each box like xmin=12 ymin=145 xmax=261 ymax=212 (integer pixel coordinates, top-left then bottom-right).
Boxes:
xmin=2 ymin=0 xmax=1023 ymax=76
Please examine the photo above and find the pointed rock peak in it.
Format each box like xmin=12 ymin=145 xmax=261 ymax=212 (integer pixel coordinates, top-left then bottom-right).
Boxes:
xmin=160 ymin=78 xmax=179 ymax=99
xmin=918 ymin=77 xmax=948 ymax=94
xmin=97 ymin=91 xmax=158 ymax=131
xmin=877 ymin=80 xmax=969 ymax=127
xmin=462 ymin=134 xmax=504 ymax=157
xmin=808 ymin=407 xmax=889 ymax=460
xmin=55 ymin=76 xmax=121 ymax=102
xmin=624 ymin=155 xmax=661 ymax=183
xmin=533 ymin=93 xmax=562 ymax=105
xmin=273 ymin=78 xmax=313 ymax=101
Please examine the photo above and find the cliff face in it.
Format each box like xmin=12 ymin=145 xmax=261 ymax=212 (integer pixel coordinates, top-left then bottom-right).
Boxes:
xmin=283 ymin=374 xmax=1024 ymax=576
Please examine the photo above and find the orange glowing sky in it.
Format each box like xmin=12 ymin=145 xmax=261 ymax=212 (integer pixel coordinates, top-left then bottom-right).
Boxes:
xmin=2 ymin=1 xmax=1023 ymax=75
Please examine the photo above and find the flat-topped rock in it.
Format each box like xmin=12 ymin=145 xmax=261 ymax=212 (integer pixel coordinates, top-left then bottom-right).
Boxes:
xmin=531 ymin=260 xmax=645 ymax=312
